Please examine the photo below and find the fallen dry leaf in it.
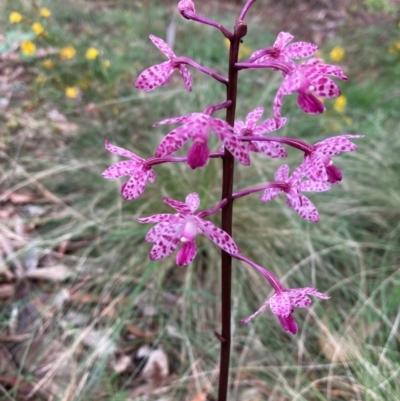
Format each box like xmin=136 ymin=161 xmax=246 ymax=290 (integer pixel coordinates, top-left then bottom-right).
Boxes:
xmin=0 ymin=284 xmax=14 ymax=299
xmin=25 ymin=265 xmax=73 ymax=282
xmin=126 ymin=324 xmax=154 ymax=339
xmin=0 ymin=190 xmax=38 ymax=204
xmin=112 ymin=355 xmax=132 ymax=374
xmin=190 ymin=392 xmax=207 ymax=401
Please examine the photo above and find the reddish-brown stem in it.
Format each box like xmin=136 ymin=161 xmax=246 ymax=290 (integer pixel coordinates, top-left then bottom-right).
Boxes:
xmin=218 ymin=20 xmax=247 ymax=401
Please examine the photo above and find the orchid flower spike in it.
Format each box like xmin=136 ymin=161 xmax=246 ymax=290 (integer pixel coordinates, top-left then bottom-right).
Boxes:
xmin=273 ymin=58 xmax=347 ymax=120
xmin=135 ymin=34 xmax=192 ymax=92
xmin=154 ymin=112 xmax=250 ymax=169
xmin=137 ymin=193 xmax=240 ymax=265
xmin=102 ymin=141 xmax=155 ymax=200
xmin=249 ymin=31 xmax=318 ymax=67
xmin=241 ymin=287 xmax=330 ymax=334
xmin=303 ymin=134 xmax=363 ymax=183
xmin=234 ymin=107 xmax=287 ymax=158
xmin=261 ymin=164 xmax=331 ymax=222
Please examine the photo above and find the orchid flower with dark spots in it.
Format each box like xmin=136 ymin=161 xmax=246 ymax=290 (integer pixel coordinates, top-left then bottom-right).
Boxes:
xmin=234 ymin=106 xmax=287 ymax=158
xmin=260 ymin=164 xmax=331 ymax=222
xmin=154 ymin=112 xmax=250 ymax=169
xmin=303 ymin=134 xmax=364 ymax=183
xmin=102 ymin=141 xmax=156 ymax=200
xmin=241 ymin=286 xmax=330 ymax=334
xmin=137 ymin=193 xmax=240 ymax=265
xmin=135 ymin=34 xmax=192 ymax=92
xmin=273 ymin=58 xmax=347 ymax=120
xmin=249 ymin=31 xmax=318 ymax=67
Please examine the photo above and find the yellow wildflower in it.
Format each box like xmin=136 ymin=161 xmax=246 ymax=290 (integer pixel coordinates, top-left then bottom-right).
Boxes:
xmin=78 ymin=78 xmax=90 ymax=89
xmin=40 ymin=8 xmax=51 ymax=18
xmin=43 ymin=59 xmax=55 ymax=68
xmin=103 ymin=59 xmax=111 ymax=68
xmin=238 ymin=44 xmax=252 ymax=60
xmin=224 ymin=38 xmax=229 ymax=49
xmin=224 ymin=38 xmax=252 ymax=60
xmin=329 ymin=46 xmax=345 ymax=62
xmin=86 ymin=47 xmax=99 ymax=60
xmin=21 ymin=41 xmax=36 ymax=56
xmin=333 ymin=95 xmax=347 ymax=113
xmin=9 ymin=12 xmax=23 ymax=23
xmin=36 ymin=75 xmax=46 ymax=84
xmin=343 ymin=117 xmax=352 ymax=125
xmin=60 ymin=46 xmax=76 ymax=60
xmin=32 ymin=22 xmax=45 ymax=35
xmin=65 ymin=87 xmax=79 ymax=99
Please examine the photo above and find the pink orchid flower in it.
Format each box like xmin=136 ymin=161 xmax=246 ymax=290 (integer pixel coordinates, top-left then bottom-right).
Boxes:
xmin=234 ymin=106 xmax=287 ymax=158
xmin=249 ymin=31 xmax=318 ymax=66
xmin=273 ymin=58 xmax=347 ymax=120
xmin=241 ymin=287 xmax=330 ymax=334
xmin=178 ymin=0 xmax=195 ymax=14
xmin=303 ymin=134 xmax=363 ymax=183
xmin=154 ymin=112 xmax=250 ymax=169
xmin=135 ymin=34 xmax=192 ymax=92
xmin=102 ymin=141 xmax=155 ymax=200
xmin=261 ymin=164 xmax=331 ymax=222
xmin=137 ymin=193 xmax=240 ymax=265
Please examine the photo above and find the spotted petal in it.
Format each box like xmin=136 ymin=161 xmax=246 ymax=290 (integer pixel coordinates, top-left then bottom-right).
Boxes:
xmin=179 ymin=65 xmax=192 ymax=92
xmin=291 ymin=194 xmax=319 ymax=222
xmin=314 ymin=64 xmax=347 ymax=80
xmin=245 ymin=106 xmax=264 ymax=129
xmin=273 ymin=32 xmax=294 ymax=49
xmin=195 ymin=218 xmax=240 ymax=255
xmin=149 ymin=34 xmax=176 ymax=59
xmin=102 ymin=160 xmax=139 ymax=179
xmin=287 ymin=287 xmax=330 ymax=308
xmin=135 ymin=61 xmax=175 ymax=92
xmin=311 ymin=77 xmax=340 ymax=98
xmin=149 ymin=224 xmax=183 ymax=260
xmin=105 ymin=140 xmax=142 ymax=161
xmin=153 ymin=115 xmax=191 ymax=126
xmin=300 ymin=180 xmax=331 ymax=192
xmin=303 ymin=153 xmax=327 ymax=182
xmin=155 ymin=126 xmax=191 ymax=157
xmin=274 ymin=164 xmax=289 ymax=181
xmin=283 ymin=42 xmax=318 ymax=59
xmin=211 ymin=119 xmax=250 ymax=166
xmin=234 ymin=120 xmax=245 ymax=134
xmin=144 ymin=219 xmax=183 ymax=242
xmin=185 ymin=193 xmax=200 ymax=213
xmin=164 ymin=197 xmax=192 ymax=215
xmin=121 ymin=169 xmax=149 ymax=200
xmin=260 ymin=187 xmax=281 ymax=203
xmin=252 ymin=141 xmax=287 ymax=158
xmin=314 ymin=134 xmax=363 ymax=156
xmin=269 ymin=292 xmax=292 ymax=316
xmin=137 ymin=214 xmax=178 ymax=224
xmin=253 ymin=117 xmax=286 ymax=135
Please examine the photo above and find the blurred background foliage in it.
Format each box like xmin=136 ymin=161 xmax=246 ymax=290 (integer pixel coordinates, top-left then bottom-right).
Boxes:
xmin=0 ymin=0 xmax=400 ymax=400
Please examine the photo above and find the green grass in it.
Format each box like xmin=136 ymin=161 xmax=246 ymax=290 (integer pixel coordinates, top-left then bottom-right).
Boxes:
xmin=1 ymin=1 xmax=400 ymax=400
